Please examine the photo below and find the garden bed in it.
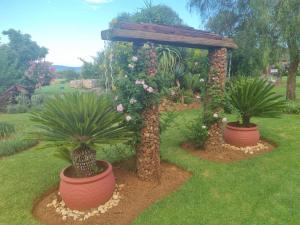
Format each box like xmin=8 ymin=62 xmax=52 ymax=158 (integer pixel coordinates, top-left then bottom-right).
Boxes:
xmin=181 ymin=124 xmax=275 ymax=163
xmin=33 ymin=158 xmax=191 ymax=225
xmin=182 ymin=140 xmax=274 ymax=163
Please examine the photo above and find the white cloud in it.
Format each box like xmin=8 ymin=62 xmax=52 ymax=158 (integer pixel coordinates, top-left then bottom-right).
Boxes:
xmin=84 ymin=0 xmax=112 ymax=4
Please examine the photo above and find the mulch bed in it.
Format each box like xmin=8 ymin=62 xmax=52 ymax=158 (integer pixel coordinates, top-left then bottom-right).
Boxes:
xmin=32 ymin=158 xmax=191 ymax=225
xmin=181 ymin=140 xmax=275 ymax=163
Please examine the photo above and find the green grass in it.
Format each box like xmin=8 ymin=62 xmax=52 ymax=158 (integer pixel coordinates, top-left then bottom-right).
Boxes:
xmin=0 ymin=114 xmax=37 ymax=157
xmin=34 ymin=79 xmax=77 ymax=95
xmin=0 ymin=78 xmax=299 ymax=224
xmin=0 ymin=110 xmax=299 ymax=225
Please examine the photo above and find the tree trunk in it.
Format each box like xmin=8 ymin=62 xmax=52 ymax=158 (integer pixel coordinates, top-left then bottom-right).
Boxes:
xmin=242 ymin=115 xmax=250 ymax=127
xmin=286 ymin=59 xmax=299 ymax=101
xmin=286 ymin=37 xmax=299 ymax=101
xmin=71 ymin=144 xmax=97 ymax=178
xmin=136 ymin=104 xmax=161 ymax=181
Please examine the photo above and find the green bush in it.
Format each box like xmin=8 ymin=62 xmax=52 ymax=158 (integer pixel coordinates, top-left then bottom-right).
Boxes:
xmin=226 ymin=77 xmax=286 ymax=127
xmin=15 ymin=94 xmax=30 ymax=106
xmin=283 ymin=101 xmax=300 ymax=114
xmin=6 ymin=104 xmax=29 ymax=114
xmin=0 ymin=138 xmax=37 ymax=157
xmin=160 ymin=111 xmax=178 ymax=134
xmin=0 ymin=122 xmax=15 ymax=138
xmin=184 ymin=96 xmax=194 ymax=104
xmin=183 ymin=73 xmax=205 ymax=92
xmin=184 ymin=115 xmax=208 ymax=148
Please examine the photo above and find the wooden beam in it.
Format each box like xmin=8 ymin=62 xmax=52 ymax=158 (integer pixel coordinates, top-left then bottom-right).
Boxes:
xmin=116 ymin=22 xmax=223 ymax=40
xmin=101 ymin=28 xmax=237 ymax=49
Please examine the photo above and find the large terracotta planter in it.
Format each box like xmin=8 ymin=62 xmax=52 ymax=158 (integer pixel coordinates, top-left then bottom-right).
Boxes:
xmin=59 ymin=160 xmax=115 ymax=210
xmin=223 ymin=122 xmax=260 ymax=147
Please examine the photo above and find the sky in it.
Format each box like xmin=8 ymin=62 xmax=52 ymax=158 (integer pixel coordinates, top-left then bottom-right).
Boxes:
xmin=0 ymin=0 xmax=202 ymax=67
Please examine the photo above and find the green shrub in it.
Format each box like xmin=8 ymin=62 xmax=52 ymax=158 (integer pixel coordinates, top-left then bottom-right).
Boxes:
xmin=6 ymin=104 xmax=29 ymax=114
xmin=184 ymin=96 xmax=194 ymax=104
xmin=15 ymin=94 xmax=30 ymax=106
xmin=0 ymin=122 xmax=15 ymax=138
xmin=283 ymin=101 xmax=300 ymax=114
xmin=184 ymin=115 xmax=208 ymax=148
xmin=0 ymin=138 xmax=37 ymax=157
xmin=30 ymin=94 xmax=45 ymax=110
xmin=226 ymin=77 xmax=286 ymax=127
xmin=183 ymin=73 xmax=205 ymax=92
xmin=160 ymin=111 xmax=178 ymax=134
xmin=31 ymin=94 xmax=44 ymax=106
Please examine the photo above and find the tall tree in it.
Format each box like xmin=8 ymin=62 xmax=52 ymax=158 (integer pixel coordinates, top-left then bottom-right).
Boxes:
xmin=274 ymin=0 xmax=300 ymax=100
xmin=188 ymin=0 xmax=299 ymax=100
xmin=0 ymin=29 xmax=48 ymax=92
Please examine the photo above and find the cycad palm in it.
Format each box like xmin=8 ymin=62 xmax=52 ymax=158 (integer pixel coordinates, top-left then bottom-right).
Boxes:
xmin=30 ymin=92 xmax=130 ymax=177
xmin=226 ymin=77 xmax=285 ymax=127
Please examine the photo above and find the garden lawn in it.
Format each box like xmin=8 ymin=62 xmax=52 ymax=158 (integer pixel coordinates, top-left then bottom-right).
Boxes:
xmin=0 ymin=110 xmax=300 ymax=225
xmin=34 ymin=79 xmax=77 ymax=95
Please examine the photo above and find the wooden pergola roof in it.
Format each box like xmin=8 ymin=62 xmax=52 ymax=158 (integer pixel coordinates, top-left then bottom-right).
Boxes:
xmin=101 ymin=22 xmax=237 ymax=49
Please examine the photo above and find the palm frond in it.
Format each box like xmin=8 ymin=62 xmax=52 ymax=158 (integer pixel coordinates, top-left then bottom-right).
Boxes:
xmin=226 ymin=76 xmax=285 ymax=126
xmin=30 ymin=92 xmax=132 ymax=152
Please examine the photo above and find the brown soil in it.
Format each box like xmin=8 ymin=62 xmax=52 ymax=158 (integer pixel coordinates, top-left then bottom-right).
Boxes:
xmin=181 ymin=140 xmax=275 ymax=163
xmin=32 ymin=158 xmax=191 ymax=225
xmin=227 ymin=121 xmax=257 ymax=128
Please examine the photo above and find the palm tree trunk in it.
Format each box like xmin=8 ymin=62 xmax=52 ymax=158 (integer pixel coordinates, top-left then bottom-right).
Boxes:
xmin=71 ymin=144 xmax=97 ymax=177
xmin=136 ymin=104 xmax=161 ymax=181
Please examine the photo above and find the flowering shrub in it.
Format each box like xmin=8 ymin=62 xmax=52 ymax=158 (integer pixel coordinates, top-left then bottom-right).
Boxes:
xmin=23 ymin=61 xmax=55 ymax=88
xmin=115 ymin=43 xmax=163 ymax=144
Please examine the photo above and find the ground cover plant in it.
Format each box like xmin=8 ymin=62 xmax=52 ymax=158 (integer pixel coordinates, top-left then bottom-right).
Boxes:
xmin=0 ymin=118 xmax=37 ymax=157
xmin=0 ymin=121 xmax=15 ymax=138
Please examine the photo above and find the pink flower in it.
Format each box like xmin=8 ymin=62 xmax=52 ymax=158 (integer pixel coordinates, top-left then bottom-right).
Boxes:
xmin=117 ymin=104 xmax=124 ymax=112
xmin=146 ymin=87 xmax=154 ymax=93
xmin=143 ymin=84 xmax=149 ymax=89
xmin=135 ymin=80 xmax=145 ymax=85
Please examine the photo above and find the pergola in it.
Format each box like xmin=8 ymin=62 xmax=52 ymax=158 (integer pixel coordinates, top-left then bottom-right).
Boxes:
xmin=101 ymin=22 xmax=237 ymax=181
xmin=102 ymin=21 xmax=237 ymax=94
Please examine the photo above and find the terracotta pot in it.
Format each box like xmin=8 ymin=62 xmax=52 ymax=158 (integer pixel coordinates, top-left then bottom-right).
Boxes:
xmin=59 ymin=160 xmax=115 ymax=210
xmin=223 ymin=122 xmax=260 ymax=147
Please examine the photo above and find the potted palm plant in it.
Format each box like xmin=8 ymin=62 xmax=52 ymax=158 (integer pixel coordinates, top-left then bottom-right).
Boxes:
xmin=30 ymin=92 xmax=130 ymax=210
xmin=224 ymin=77 xmax=285 ymax=147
